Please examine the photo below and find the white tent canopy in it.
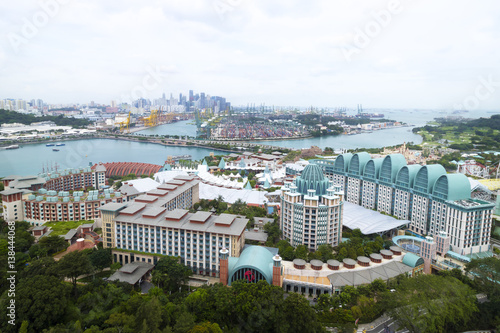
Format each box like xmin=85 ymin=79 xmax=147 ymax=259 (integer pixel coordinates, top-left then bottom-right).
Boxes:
xmin=343 ymin=201 xmax=409 ymax=234
xmin=199 ymin=183 xmax=268 ymax=206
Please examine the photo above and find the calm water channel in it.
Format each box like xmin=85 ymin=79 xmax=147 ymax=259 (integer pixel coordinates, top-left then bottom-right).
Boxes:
xmin=1 ymin=109 xmax=496 ymax=177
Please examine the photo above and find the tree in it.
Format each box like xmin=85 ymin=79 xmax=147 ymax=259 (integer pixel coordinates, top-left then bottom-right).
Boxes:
xmin=136 ymin=297 xmax=163 ymax=333
xmin=189 ymin=322 xmax=222 ymax=333
xmin=154 ymin=256 xmax=192 ymax=293
xmin=105 ymin=313 xmax=135 ymax=333
xmin=38 ymin=234 xmax=69 ymax=255
xmin=19 ymin=321 xmax=29 ymax=333
xmin=29 ymin=243 xmax=48 ymax=258
xmin=264 ymin=220 xmax=281 ymax=245
xmin=58 ymin=250 xmax=94 ymax=290
xmin=174 ymin=312 xmax=195 ymax=333
xmin=465 ymin=257 xmax=500 ymax=300
xmin=317 ymin=244 xmax=334 ymax=261
xmin=21 ymin=256 xmax=59 ymax=279
xmin=294 ymin=245 xmax=309 ymax=260
xmin=1 ymin=276 xmax=70 ymax=332
xmin=88 ymin=248 xmax=112 ymax=271
xmin=14 ymin=222 xmax=35 ymax=252
xmin=384 ymin=274 xmax=478 ymax=333
xmin=281 ymin=293 xmax=324 ymax=333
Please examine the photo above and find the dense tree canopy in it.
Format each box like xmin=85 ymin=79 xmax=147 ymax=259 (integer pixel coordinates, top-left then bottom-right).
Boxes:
xmin=0 ymin=109 xmax=91 ymax=128
xmin=384 ymin=274 xmax=478 ymax=333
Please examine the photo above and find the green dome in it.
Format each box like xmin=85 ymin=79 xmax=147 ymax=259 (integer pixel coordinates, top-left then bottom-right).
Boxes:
xmin=295 ymin=163 xmax=330 ymax=196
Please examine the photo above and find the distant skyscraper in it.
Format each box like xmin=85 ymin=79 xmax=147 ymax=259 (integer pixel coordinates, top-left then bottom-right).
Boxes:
xmin=200 ymin=92 xmax=206 ymax=109
xmin=189 ymin=90 xmax=194 ymax=101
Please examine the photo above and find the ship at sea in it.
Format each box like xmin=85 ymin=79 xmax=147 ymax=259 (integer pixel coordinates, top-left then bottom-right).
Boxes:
xmin=46 ymin=143 xmax=55 ymax=147
xmin=56 ymin=143 xmax=65 ymax=146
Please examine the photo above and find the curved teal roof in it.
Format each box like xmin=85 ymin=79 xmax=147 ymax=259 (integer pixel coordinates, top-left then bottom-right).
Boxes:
xmin=402 ymin=252 xmax=424 ymax=268
xmin=413 ymin=164 xmax=446 ymax=194
xmin=228 ymin=246 xmax=274 ymax=286
xmin=295 ymin=164 xmax=330 ymax=196
xmin=432 ymin=174 xmax=471 ymax=201
xmin=349 ymin=152 xmax=371 ymax=176
xmin=379 ymin=154 xmax=407 ymax=183
xmin=363 ymin=158 xmax=384 ymax=180
xmin=395 ymin=165 xmax=422 ymax=188
xmin=333 ymin=153 xmax=353 ymax=173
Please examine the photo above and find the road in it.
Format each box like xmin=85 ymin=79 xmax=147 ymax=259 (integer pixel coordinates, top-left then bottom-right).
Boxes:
xmin=360 ymin=318 xmax=409 ymax=333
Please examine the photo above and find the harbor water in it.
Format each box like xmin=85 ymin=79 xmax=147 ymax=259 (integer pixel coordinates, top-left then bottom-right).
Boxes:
xmin=0 ymin=139 xmax=215 ymax=177
xmin=1 ymin=109 xmax=496 ymax=177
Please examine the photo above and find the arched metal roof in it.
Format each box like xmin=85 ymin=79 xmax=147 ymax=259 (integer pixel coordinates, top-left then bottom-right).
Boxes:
xmin=402 ymin=252 xmax=424 ymax=268
xmin=228 ymin=246 xmax=274 ymax=286
xmin=363 ymin=158 xmax=384 ymax=180
xmin=333 ymin=153 xmax=353 ymax=173
xmin=349 ymin=152 xmax=371 ymax=176
xmin=413 ymin=164 xmax=446 ymax=194
xmin=432 ymin=174 xmax=471 ymax=201
xmin=395 ymin=165 xmax=422 ymax=189
xmin=379 ymin=154 xmax=407 ymax=183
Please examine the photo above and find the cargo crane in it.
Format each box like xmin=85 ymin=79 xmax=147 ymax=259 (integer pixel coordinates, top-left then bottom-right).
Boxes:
xmin=117 ymin=112 xmax=131 ymax=133
xmin=141 ymin=109 xmax=159 ymax=127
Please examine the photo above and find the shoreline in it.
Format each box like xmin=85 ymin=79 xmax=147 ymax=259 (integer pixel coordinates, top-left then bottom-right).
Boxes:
xmin=0 ymin=135 xmax=249 ymax=156
xmin=0 ymin=124 xmax=420 ymax=152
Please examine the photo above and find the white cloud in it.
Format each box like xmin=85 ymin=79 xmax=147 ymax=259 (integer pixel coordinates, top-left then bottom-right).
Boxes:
xmin=0 ymin=0 xmax=499 ymax=109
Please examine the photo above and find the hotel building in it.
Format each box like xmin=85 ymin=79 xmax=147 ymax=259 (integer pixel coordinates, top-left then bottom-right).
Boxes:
xmin=1 ymin=166 xmax=108 ymax=224
xmin=314 ymin=153 xmax=495 ymax=255
xmin=100 ymin=175 xmax=248 ymax=276
xmin=23 ymin=189 xmax=124 ymax=225
xmin=280 ymin=164 xmax=344 ymax=251
xmin=42 ymin=165 xmax=106 ymax=191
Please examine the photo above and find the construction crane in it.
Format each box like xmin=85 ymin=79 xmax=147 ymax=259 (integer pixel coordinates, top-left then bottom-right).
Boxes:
xmin=117 ymin=112 xmax=131 ymax=133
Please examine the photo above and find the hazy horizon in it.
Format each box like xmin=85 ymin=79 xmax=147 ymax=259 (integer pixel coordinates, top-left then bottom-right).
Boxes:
xmin=1 ymin=0 xmax=499 ymax=110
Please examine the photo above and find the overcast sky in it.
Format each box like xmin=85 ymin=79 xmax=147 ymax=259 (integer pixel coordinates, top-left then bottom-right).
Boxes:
xmin=1 ymin=0 xmax=499 ymax=110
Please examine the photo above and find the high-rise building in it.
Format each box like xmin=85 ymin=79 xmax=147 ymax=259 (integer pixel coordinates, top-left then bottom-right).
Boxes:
xmin=314 ymin=153 xmax=495 ymax=255
xmin=280 ymin=164 xmax=344 ymax=251
xmin=200 ymin=92 xmax=206 ymax=109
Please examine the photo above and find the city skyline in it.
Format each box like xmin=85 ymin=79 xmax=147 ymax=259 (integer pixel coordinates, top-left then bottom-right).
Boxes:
xmin=1 ymin=1 xmax=500 ymax=109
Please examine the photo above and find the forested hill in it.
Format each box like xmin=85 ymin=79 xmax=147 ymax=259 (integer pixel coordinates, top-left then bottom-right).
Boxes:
xmin=0 ymin=109 xmax=92 ymax=128
xmin=467 ymin=114 xmax=500 ymax=129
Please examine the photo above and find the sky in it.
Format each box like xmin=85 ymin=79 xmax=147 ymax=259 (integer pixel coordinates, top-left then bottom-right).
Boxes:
xmin=0 ymin=0 xmax=499 ymax=110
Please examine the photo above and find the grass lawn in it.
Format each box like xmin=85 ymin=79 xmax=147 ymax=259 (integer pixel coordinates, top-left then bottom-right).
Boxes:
xmin=44 ymin=220 xmax=93 ymax=236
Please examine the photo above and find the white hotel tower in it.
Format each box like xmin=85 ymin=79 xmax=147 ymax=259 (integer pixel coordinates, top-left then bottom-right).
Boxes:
xmin=280 ymin=164 xmax=344 ymax=251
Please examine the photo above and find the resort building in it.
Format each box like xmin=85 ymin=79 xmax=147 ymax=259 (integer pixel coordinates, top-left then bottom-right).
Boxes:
xmin=23 ymin=188 xmax=124 ymax=225
xmin=43 ymin=165 xmax=106 ymax=191
xmin=314 ymin=154 xmax=495 ymax=255
xmin=280 ymin=164 xmax=344 ymax=251
xmin=100 ymin=176 xmax=249 ymax=276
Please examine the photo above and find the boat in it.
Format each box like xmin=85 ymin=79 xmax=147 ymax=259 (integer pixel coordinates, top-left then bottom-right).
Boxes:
xmin=52 ymin=148 xmax=60 ymax=152
xmin=56 ymin=143 xmax=65 ymax=146
xmin=46 ymin=143 xmax=55 ymax=147
xmin=4 ymin=145 xmax=19 ymax=150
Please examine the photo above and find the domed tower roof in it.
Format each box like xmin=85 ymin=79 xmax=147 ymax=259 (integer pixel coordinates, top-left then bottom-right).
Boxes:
xmin=295 ymin=163 xmax=330 ymax=196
